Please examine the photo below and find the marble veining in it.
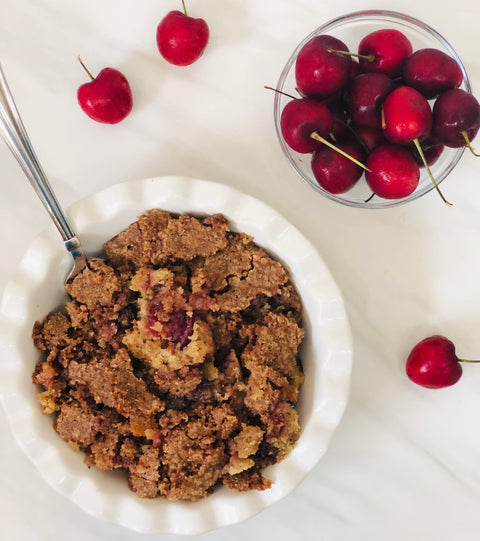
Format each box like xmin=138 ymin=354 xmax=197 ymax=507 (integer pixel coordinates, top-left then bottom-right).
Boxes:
xmin=2 ymin=0 xmax=480 ymax=540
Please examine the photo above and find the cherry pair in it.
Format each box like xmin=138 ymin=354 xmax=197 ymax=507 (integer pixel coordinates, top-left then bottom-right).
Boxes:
xmin=77 ymin=0 xmax=209 ymax=124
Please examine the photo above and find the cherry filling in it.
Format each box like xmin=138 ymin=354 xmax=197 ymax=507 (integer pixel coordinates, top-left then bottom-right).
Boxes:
xmin=164 ymin=311 xmax=194 ymax=347
xmin=152 ymin=431 xmax=164 ymax=449
xmin=147 ymin=300 xmax=194 ymax=347
xmin=146 ymin=300 xmax=164 ymax=337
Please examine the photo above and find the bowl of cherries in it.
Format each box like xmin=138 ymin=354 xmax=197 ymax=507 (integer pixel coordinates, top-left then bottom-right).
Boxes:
xmin=272 ymin=10 xmax=479 ymax=208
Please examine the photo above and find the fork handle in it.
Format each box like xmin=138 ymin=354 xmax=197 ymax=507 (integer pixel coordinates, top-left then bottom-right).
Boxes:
xmin=0 ymin=64 xmax=77 ymax=243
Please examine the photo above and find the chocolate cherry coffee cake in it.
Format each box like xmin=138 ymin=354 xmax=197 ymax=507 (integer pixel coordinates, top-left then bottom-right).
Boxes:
xmin=32 ymin=209 xmax=304 ymax=501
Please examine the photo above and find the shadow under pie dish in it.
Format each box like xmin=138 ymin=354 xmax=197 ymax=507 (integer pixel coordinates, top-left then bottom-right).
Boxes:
xmin=0 ymin=177 xmax=352 ymax=534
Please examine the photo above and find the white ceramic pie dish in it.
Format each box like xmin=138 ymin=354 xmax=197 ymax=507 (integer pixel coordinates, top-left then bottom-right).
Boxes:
xmin=0 ymin=176 xmax=352 ymax=535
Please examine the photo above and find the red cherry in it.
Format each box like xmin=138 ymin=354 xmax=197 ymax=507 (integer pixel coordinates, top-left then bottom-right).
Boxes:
xmin=409 ymin=139 xmax=445 ymax=168
xmin=353 ymin=126 xmax=387 ymax=153
xmin=156 ymin=1 xmax=209 ymax=66
xmin=280 ymin=98 xmax=333 ymax=153
xmin=268 ymin=88 xmax=368 ymax=171
xmin=403 ymin=48 xmax=463 ymax=99
xmin=432 ymin=88 xmax=480 ymax=151
xmin=327 ymin=102 xmax=351 ymax=141
xmin=350 ymin=59 xmax=362 ymax=78
xmin=295 ymin=35 xmax=352 ymax=99
xmin=382 ymin=86 xmax=432 ymax=145
xmin=358 ymin=29 xmax=413 ymax=76
xmin=382 ymin=86 xmax=451 ymax=205
xmin=76 ymin=57 xmax=132 ymax=124
xmin=406 ymin=335 xmax=463 ymax=389
xmin=347 ymin=72 xmax=394 ymax=129
xmin=311 ymin=141 xmax=364 ymax=194
xmin=365 ymin=143 xmax=419 ymax=199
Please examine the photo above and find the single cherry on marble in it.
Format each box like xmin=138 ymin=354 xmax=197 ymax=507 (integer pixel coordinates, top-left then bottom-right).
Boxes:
xmin=76 ymin=56 xmax=133 ymax=124
xmin=156 ymin=0 xmax=209 ymax=66
xmin=406 ymin=335 xmax=480 ymax=389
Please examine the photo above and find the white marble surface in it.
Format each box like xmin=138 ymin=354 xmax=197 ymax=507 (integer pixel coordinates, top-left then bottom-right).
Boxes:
xmin=1 ymin=0 xmax=480 ymax=539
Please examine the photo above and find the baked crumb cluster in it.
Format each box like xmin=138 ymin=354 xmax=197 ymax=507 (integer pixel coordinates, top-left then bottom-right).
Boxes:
xmin=32 ymin=209 xmax=304 ymax=501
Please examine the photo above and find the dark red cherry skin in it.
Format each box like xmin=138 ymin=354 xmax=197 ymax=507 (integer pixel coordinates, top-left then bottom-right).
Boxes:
xmin=280 ymin=98 xmax=333 ymax=153
xmin=366 ymin=143 xmax=419 ymax=199
xmin=432 ymin=88 xmax=480 ymax=148
xmin=350 ymin=59 xmax=362 ymax=78
xmin=77 ymin=67 xmax=133 ymax=124
xmin=358 ymin=29 xmax=413 ymax=76
xmin=347 ymin=72 xmax=394 ymax=129
xmin=403 ymin=48 xmax=463 ymax=99
xmin=295 ymin=35 xmax=352 ymax=99
xmin=382 ymin=86 xmax=432 ymax=145
xmin=320 ymin=88 xmax=344 ymax=106
xmin=410 ymin=139 xmax=445 ymax=168
xmin=406 ymin=335 xmax=462 ymax=389
xmin=327 ymin=103 xmax=350 ymax=141
xmin=156 ymin=9 xmax=209 ymax=66
xmin=353 ymin=125 xmax=387 ymax=153
xmin=311 ymin=141 xmax=364 ymax=194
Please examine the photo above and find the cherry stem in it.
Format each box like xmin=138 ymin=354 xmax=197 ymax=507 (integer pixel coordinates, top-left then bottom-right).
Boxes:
xmin=462 ymin=131 xmax=480 ymax=157
xmin=181 ymin=0 xmax=187 ymax=16
xmin=77 ymin=55 xmax=95 ymax=81
xmin=264 ymin=86 xmax=298 ymax=100
xmin=310 ymin=132 xmax=370 ymax=171
xmin=364 ymin=192 xmax=375 ymax=203
xmin=458 ymin=359 xmax=480 ymax=363
xmin=413 ymin=138 xmax=452 ymax=206
xmin=328 ymin=49 xmax=375 ymax=63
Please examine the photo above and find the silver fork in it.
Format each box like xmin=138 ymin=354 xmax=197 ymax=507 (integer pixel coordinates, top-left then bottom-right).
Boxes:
xmin=0 ymin=64 xmax=91 ymax=282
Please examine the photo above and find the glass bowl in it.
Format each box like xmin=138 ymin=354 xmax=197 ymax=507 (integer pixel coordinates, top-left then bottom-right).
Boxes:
xmin=273 ymin=10 xmax=472 ymax=208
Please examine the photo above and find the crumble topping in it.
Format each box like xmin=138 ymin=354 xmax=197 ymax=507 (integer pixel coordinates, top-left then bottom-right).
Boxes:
xmin=32 ymin=209 xmax=304 ymax=501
